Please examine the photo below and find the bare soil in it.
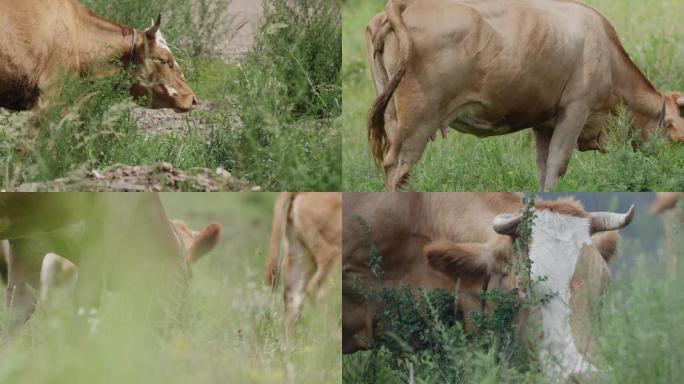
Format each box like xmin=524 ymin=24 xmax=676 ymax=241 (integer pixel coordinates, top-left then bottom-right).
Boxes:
xmin=9 ymin=163 xmax=258 ymax=192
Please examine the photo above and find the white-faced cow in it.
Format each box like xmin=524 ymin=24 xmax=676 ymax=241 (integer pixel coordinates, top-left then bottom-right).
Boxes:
xmin=265 ymin=192 xmax=342 ymax=338
xmin=0 ymin=194 xmax=196 ymax=329
xmin=342 ymin=192 xmax=634 ymax=380
xmin=366 ymin=0 xmax=684 ymax=191
xmin=0 ymin=0 xmax=196 ymax=112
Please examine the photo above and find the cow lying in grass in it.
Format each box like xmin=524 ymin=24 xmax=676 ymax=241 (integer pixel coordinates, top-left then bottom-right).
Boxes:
xmin=265 ymin=192 xmax=342 ymax=338
xmin=1 ymin=219 xmax=221 ymax=303
xmin=343 ymin=193 xmax=634 ymax=380
xmin=0 ymin=0 xmax=196 ymax=112
xmin=0 ymin=194 xmax=213 ymax=329
xmin=367 ymin=0 xmax=684 ymax=191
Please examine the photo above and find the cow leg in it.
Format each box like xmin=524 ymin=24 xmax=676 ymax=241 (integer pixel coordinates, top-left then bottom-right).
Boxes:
xmin=543 ymin=104 xmax=589 ymax=191
xmin=283 ymin=234 xmax=314 ymax=339
xmin=384 ymin=115 xmax=440 ymax=191
xmin=5 ymin=239 xmax=44 ymax=328
xmin=305 ymin=243 xmax=339 ymax=302
xmin=534 ymin=128 xmax=553 ymax=189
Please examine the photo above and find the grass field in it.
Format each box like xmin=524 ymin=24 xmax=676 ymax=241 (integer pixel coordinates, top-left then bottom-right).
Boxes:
xmin=0 ymin=194 xmax=341 ymax=383
xmin=342 ymin=0 xmax=684 ymax=192
xmin=1 ymin=0 xmax=341 ymax=192
xmin=342 ymin=193 xmax=684 ymax=383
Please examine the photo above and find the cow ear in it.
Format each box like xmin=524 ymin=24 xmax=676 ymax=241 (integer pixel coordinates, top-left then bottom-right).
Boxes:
xmin=145 ymin=14 xmax=162 ymax=38
xmin=187 ymin=223 xmax=221 ymax=263
xmin=590 ymin=231 xmax=619 ymax=264
xmin=425 ymin=240 xmax=493 ymax=282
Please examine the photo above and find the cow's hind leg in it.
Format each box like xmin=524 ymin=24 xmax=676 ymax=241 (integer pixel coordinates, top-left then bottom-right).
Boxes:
xmin=305 ymin=241 xmax=340 ymax=302
xmin=543 ymin=103 xmax=589 ymax=191
xmin=283 ymin=233 xmax=314 ymax=339
xmin=5 ymin=239 xmax=44 ymax=328
xmin=384 ymin=112 xmax=442 ymax=191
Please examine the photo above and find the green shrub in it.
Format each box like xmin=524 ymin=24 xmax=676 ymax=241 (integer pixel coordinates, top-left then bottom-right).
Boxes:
xmin=81 ymin=0 xmax=235 ymax=58
xmin=344 ymin=198 xmax=549 ymax=383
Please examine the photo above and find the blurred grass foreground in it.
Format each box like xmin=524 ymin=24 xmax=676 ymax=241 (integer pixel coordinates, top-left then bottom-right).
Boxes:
xmin=0 ymin=193 xmax=341 ymax=384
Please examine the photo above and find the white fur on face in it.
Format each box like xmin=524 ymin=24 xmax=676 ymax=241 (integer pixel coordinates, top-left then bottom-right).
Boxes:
xmin=529 ymin=210 xmax=595 ymax=380
xmin=155 ymin=30 xmax=171 ymax=53
xmin=154 ymin=30 xmax=185 ymax=79
xmin=164 ymin=85 xmax=179 ymax=97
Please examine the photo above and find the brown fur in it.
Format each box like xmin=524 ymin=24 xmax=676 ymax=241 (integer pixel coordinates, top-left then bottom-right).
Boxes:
xmin=267 ymin=193 xmax=342 ymax=338
xmin=425 ymin=240 xmax=497 ymax=282
xmin=342 ymin=193 xmax=630 ymax=355
xmin=366 ymin=0 xmax=684 ymax=191
xmin=0 ymin=194 xmax=186 ymax=329
xmin=265 ymin=192 xmax=296 ymax=288
xmin=0 ymin=0 xmax=195 ymax=111
xmin=650 ymin=192 xmax=684 ymax=214
xmin=170 ymin=220 xmax=222 ymax=263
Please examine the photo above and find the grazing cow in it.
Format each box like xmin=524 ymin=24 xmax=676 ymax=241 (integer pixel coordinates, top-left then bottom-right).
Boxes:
xmin=650 ymin=192 xmax=684 ymax=276
xmin=265 ymin=192 xmax=342 ymax=337
xmin=366 ymin=0 xmax=684 ymax=191
xmin=342 ymin=193 xmax=634 ymax=380
xmin=0 ymin=0 xmax=196 ymax=112
xmin=3 ymin=219 xmax=221 ymax=302
xmin=0 ymin=194 xmax=193 ymax=328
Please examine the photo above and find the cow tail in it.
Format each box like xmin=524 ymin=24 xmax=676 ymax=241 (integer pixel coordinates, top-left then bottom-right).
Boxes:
xmin=265 ymin=192 xmax=296 ymax=290
xmin=367 ymin=0 xmax=412 ymax=166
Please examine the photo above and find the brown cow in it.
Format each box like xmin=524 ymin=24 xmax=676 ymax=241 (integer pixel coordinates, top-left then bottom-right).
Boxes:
xmin=0 ymin=0 xmax=196 ymax=112
xmin=19 ymin=219 xmax=221 ymax=301
xmin=343 ymin=193 xmax=634 ymax=380
xmin=265 ymin=192 xmax=342 ymax=338
xmin=650 ymin=192 xmax=684 ymax=277
xmin=0 ymin=194 xmax=192 ymax=328
xmin=366 ymin=0 xmax=684 ymax=191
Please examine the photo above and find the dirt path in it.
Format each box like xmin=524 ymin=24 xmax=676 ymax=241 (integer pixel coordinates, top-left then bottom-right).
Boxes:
xmin=10 ymin=163 xmax=258 ymax=192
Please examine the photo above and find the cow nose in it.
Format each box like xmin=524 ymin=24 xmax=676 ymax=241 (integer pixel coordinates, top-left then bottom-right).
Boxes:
xmin=192 ymin=96 xmax=198 ymax=106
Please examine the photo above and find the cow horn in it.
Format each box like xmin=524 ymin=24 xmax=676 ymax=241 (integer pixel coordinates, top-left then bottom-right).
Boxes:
xmin=147 ymin=14 xmax=162 ymax=34
xmin=677 ymin=97 xmax=684 ymax=107
xmin=590 ymin=204 xmax=635 ymax=233
xmin=492 ymin=213 xmax=522 ymax=235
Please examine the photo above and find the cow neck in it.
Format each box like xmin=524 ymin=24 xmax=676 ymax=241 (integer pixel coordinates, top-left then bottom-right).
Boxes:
xmin=528 ymin=210 xmax=596 ymax=380
xmin=611 ymin=48 xmax=664 ymax=131
xmin=74 ymin=9 xmax=137 ymax=73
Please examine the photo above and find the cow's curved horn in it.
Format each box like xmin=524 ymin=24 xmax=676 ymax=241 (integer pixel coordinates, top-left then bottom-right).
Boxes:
xmin=493 ymin=213 xmax=522 ymax=235
xmin=147 ymin=14 xmax=162 ymax=34
xmin=677 ymin=97 xmax=684 ymax=107
xmin=590 ymin=204 xmax=635 ymax=233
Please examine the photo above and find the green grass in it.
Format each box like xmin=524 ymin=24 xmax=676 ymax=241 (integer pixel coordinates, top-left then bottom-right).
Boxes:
xmin=0 ymin=0 xmax=341 ymax=191
xmin=341 ymin=0 xmax=684 ymax=191
xmin=0 ymin=193 xmax=341 ymax=384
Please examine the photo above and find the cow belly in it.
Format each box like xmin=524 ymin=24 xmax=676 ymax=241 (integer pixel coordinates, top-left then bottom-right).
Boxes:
xmin=446 ymin=103 xmax=539 ymax=137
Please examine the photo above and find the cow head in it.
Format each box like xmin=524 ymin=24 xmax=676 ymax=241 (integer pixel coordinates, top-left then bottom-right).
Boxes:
xmin=425 ymin=199 xmax=635 ymax=380
xmin=662 ymin=92 xmax=684 ymax=141
xmin=130 ymin=15 xmax=197 ymax=112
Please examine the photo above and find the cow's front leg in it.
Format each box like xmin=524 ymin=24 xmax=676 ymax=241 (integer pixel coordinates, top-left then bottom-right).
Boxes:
xmin=544 ymin=104 xmax=589 ymax=191
xmin=534 ymin=127 xmax=553 ymax=189
xmin=5 ymin=239 xmax=44 ymax=328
